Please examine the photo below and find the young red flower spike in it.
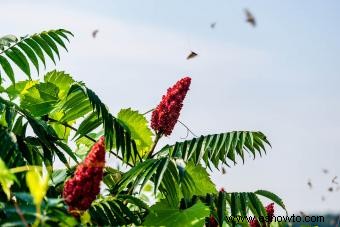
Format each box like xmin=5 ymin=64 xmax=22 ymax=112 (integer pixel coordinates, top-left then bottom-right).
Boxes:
xmin=63 ymin=137 xmax=106 ymax=215
xmin=265 ymin=203 xmax=275 ymax=223
xmin=151 ymin=77 xmax=191 ymax=136
xmin=248 ymin=203 xmax=275 ymax=227
xmin=249 ymin=219 xmax=261 ymax=227
xmin=208 ymin=214 xmax=218 ymax=227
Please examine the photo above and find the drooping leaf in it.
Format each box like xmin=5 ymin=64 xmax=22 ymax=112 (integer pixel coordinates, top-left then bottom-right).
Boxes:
xmin=40 ymin=32 xmax=60 ymax=59
xmin=89 ymin=196 xmax=147 ymax=226
xmin=255 ymin=190 xmax=287 ymax=214
xmin=24 ymin=38 xmax=46 ymax=67
xmin=0 ymin=56 xmax=15 ymax=84
xmin=48 ymin=31 xmax=68 ymax=51
xmin=31 ymin=35 xmax=56 ymax=64
xmin=166 ymin=131 xmax=270 ymax=168
xmin=5 ymin=47 xmax=31 ymax=79
xmin=247 ymin=193 xmax=267 ymax=219
xmin=17 ymin=42 xmax=39 ymax=74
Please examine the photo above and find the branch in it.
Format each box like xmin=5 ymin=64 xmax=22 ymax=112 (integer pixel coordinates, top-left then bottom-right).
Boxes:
xmin=0 ymin=36 xmax=28 ymax=55
xmin=11 ymin=196 xmax=29 ymax=227
xmin=147 ymin=133 xmax=161 ymax=159
xmin=178 ymin=120 xmax=197 ymax=138
xmin=47 ymin=117 xmax=95 ymax=142
xmin=142 ymin=108 xmax=154 ymax=115
xmin=141 ymin=108 xmax=197 ymax=138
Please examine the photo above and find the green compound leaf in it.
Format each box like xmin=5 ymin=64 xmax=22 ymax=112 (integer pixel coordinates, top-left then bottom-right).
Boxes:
xmin=5 ymin=47 xmax=31 ymax=79
xmin=117 ymin=108 xmax=153 ymax=156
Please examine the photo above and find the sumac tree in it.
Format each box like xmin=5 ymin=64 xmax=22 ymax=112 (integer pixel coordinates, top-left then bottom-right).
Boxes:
xmin=0 ymin=29 xmax=287 ymax=226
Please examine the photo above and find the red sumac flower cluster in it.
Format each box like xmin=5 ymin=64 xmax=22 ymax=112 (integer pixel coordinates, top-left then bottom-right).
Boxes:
xmin=151 ymin=77 xmax=191 ymax=136
xmin=63 ymin=137 xmax=106 ymax=215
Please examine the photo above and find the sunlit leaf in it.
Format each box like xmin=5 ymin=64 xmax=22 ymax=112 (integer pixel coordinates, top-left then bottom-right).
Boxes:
xmin=184 ymin=162 xmax=217 ymax=196
xmin=44 ymin=70 xmax=74 ymax=99
xmin=143 ymin=200 xmax=209 ymax=226
xmin=20 ymin=82 xmax=59 ymax=117
xmin=26 ymin=168 xmax=49 ymax=205
xmin=6 ymin=80 xmax=38 ymax=100
xmin=117 ymin=108 xmax=153 ymax=156
xmin=0 ymin=158 xmax=17 ymax=200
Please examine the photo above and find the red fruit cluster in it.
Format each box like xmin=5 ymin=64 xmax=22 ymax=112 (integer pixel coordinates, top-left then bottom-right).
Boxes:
xmin=151 ymin=77 xmax=191 ymax=136
xmin=63 ymin=137 xmax=106 ymax=214
xmin=249 ymin=203 xmax=275 ymax=227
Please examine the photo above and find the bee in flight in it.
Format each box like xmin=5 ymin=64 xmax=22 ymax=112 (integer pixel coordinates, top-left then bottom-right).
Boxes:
xmin=186 ymin=51 xmax=198 ymax=60
xmin=92 ymin=29 xmax=99 ymax=38
xmin=244 ymin=9 xmax=256 ymax=27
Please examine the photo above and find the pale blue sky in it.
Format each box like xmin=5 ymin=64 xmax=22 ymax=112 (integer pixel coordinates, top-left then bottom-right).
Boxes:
xmin=2 ymin=0 xmax=340 ymax=214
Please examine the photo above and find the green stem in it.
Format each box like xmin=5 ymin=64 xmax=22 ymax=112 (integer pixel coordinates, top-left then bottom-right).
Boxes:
xmin=142 ymin=108 xmax=154 ymax=115
xmin=47 ymin=117 xmax=96 ymax=142
xmin=147 ymin=133 xmax=161 ymax=159
xmin=10 ymin=165 xmax=42 ymax=174
xmin=33 ymin=205 xmax=41 ymax=227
